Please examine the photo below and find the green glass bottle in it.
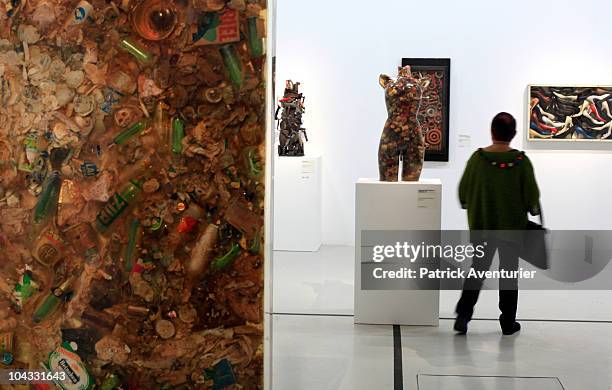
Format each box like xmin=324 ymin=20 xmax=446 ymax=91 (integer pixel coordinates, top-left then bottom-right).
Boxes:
xmin=119 ymin=38 xmax=153 ymax=65
xmin=96 ymin=180 xmax=143 ymax=232
xmin=247 ymin=18 xmax=264 ymax=58
xmin=219 ymin=45 xmax=243 ymax=87
xmin=171 ymin=117 xmax=184 ymax=155
xmin=33 ymin=172 xmax=62 ymax=224
xmin=113 ymin=120 xmax=149 ymax=145
xmin=32 ymin=277 xmax=74 ymax=323
xmin=100 ymin=374 xmax=121 ymax=390
xmin=33 ymin=148 xmax=69 ymax=224
xmin=211 ymin=243 xmax=241 ymax=272
xmin=242 ymin=146 xmax=263 ymax=179
xmin=124 ymin=219 xmax=142 ymax=273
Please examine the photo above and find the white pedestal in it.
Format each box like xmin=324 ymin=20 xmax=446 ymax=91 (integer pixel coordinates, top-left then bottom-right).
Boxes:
xmin=273 ymin=156 xmax=322 ymax=251
xmin=354 ymin=178 xmax=442 ymax=326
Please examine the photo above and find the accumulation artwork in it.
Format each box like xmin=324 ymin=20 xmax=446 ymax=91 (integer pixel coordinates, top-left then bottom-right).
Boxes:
xmin=378 ymin=65 xmax=427 ymax=182
xmin=529 ymin=86 xmax=612 ymax=140
xmin=276 ymin=80 xmax=307 ymax=156
xmin=401 ymin=58 xmax=450 ymax=162
xmin=0 ymin=0 xmax=267 ymax=389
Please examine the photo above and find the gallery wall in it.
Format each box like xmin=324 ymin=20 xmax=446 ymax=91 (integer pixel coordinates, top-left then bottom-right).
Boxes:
xmin=274 ymin=0 xmax=612 ymax=321
xmin=275 ymin=0 xmax=612 ymax=245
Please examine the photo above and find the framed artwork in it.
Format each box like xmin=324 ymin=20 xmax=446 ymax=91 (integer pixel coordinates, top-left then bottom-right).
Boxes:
xmin=402 ymin=58 xmax=451 ymax=162
xmin=529 ymin=85 xmax=612 ymax=141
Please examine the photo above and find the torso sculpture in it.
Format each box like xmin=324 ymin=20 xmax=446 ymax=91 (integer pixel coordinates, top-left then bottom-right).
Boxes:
xmin=276 ymin=80 xmax=308 ymax=156
xmin=378 ymin=66 xmax=426 ymax=181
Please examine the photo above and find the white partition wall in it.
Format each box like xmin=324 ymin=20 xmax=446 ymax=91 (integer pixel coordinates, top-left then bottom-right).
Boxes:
xmin=273 ymin=155 xmax=322 ymax=252
xmin=355 ymin=179 xmax=442 ymax=326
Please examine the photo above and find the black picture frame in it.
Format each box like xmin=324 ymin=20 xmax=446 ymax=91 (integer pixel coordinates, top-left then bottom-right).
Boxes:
xmin=401 ymin=58 xmax=451 ymax=162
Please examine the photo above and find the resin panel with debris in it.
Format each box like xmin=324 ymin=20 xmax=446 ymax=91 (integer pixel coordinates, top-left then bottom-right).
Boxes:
xmin=0 ymin=0 xmax=267 ymax=388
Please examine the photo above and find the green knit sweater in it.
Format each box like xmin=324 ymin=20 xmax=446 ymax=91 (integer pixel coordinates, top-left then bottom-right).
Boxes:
xmin=459 ymin=149 xmax=540 ymax=230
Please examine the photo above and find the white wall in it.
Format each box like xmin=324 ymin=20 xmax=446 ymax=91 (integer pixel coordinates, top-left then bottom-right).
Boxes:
xmin=276 ymin=0 xmax=612 ymax=246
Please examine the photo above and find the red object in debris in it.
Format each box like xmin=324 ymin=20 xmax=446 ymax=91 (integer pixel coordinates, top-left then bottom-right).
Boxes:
xmin=178 ymin=216 xmax=198 ymax=234
xmin=131 ymin=263 xmax=145 ymax=274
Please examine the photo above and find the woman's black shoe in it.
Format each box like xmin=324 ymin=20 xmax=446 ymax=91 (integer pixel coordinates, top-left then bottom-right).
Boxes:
xmin=454 ymin=317 xmax=469 ymax=334
xmin=501 ymin=321 xmax=521 ymax=335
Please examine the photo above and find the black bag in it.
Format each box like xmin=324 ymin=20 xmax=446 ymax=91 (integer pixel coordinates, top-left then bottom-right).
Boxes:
xmin=521 ymin=203 xmax=549 ymax=270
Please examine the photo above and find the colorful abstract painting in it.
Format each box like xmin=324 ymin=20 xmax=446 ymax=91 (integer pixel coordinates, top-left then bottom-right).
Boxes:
xmin=529 ymin=86 xmax=612 ymax=141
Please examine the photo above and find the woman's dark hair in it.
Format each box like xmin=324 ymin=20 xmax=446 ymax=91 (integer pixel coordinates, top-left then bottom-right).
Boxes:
xmin=491 ymin=112 xmax=517 ymax=142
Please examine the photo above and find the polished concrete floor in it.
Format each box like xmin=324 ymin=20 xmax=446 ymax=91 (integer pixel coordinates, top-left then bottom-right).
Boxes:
xmin=272 ymin=315 xmax=393 ymax=390
xmin=272 ymin=315 xmax=612 ymax=390
xmin=417 ymin=375 xmax=563 ymax=390
xmin=272 ymin=246 xmax=354 ymax=316
xmin=271 ymin=246 xmax=612 ymax=389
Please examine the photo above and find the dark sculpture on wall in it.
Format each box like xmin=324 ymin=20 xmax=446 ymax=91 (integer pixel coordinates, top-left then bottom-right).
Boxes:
xmin=378 ymin=66 xmax=427 ymax=181
xmin=276 ymin=80 xmax=308 ymax=156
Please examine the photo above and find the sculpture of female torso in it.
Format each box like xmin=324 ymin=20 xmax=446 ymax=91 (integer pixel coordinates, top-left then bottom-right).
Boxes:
xmin=378 ymin=66 xmax=426 ymax=181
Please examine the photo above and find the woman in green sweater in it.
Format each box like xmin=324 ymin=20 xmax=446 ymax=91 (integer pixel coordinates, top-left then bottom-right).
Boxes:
xmin=455 ymin=112 xmax=540 ymax=335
